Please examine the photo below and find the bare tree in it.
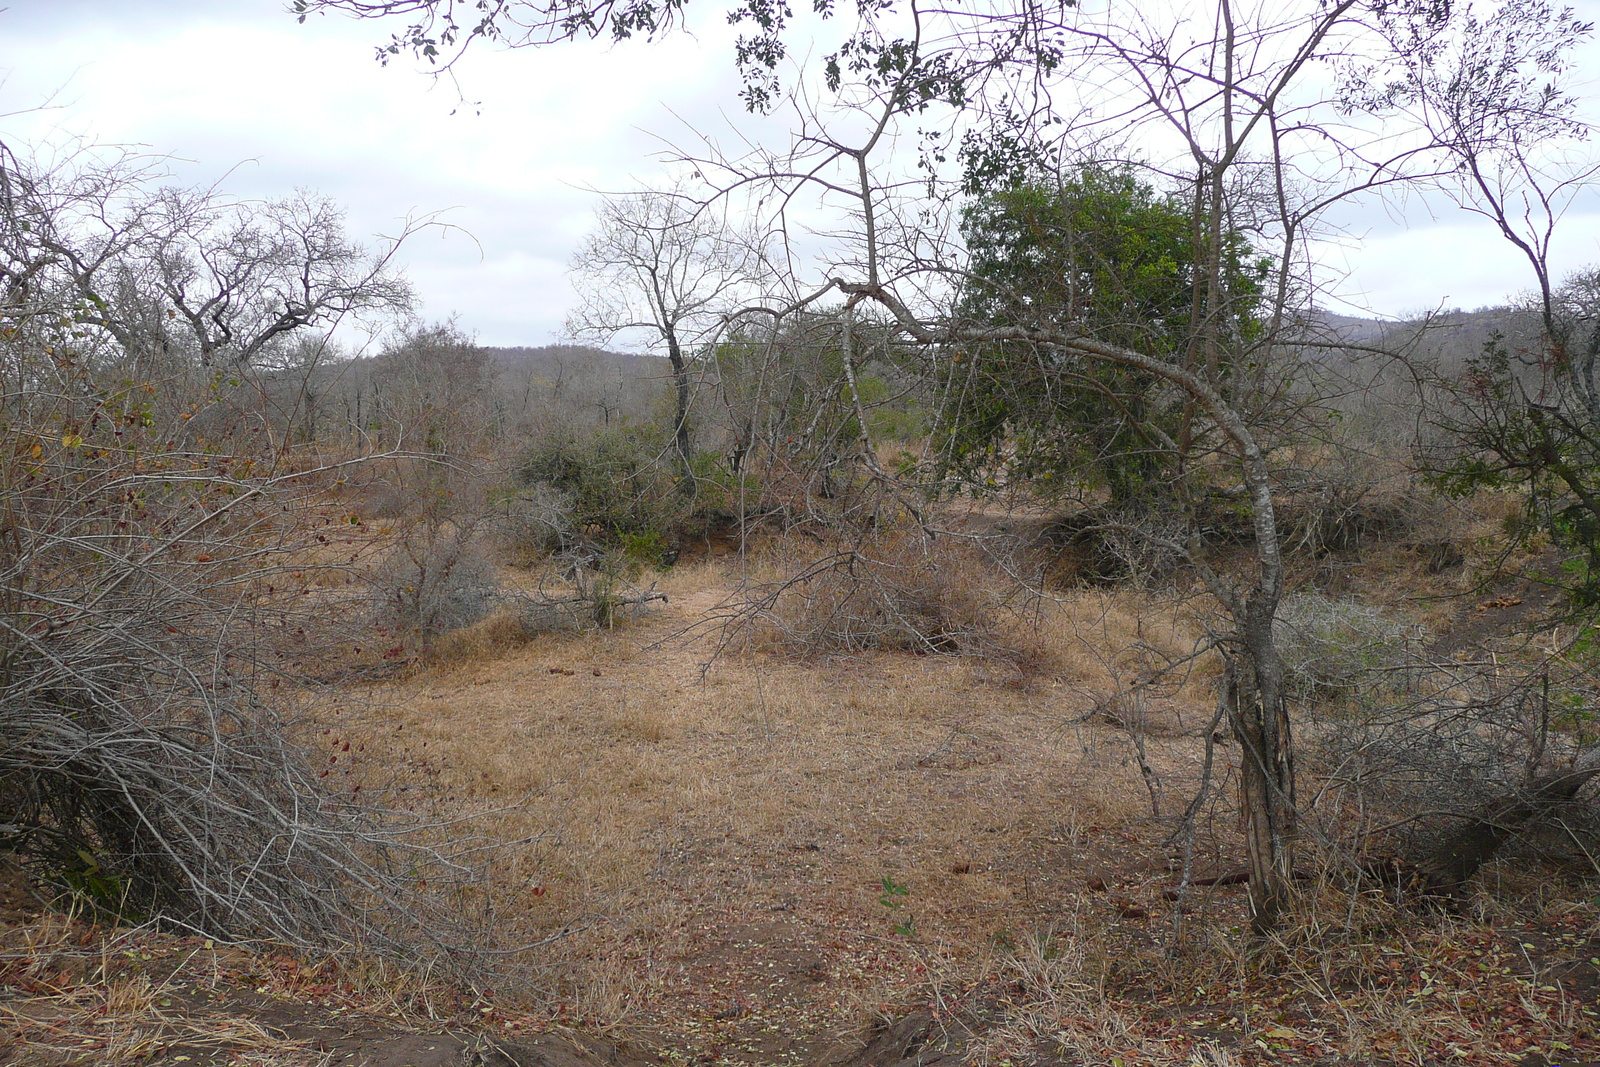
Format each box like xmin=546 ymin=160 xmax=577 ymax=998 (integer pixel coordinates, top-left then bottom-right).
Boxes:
xmin=3 ymin=146 xmax=414 ymax=373
xmin=1366 ymin=1 xmax=1600 ymax=609
xmin=370 ymin=319 xmax=495 ymax=456
xmin=1356 ymin=0 xmax=1596 ymax=339
xmin=567 ymin=187 xmax=767 ymax=491
xmin=147 ymin=187 xmax=417 ymax=370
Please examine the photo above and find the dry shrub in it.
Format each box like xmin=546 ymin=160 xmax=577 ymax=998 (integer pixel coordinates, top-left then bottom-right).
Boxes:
xmin=1026 ymin=507 xmax=1198 ymax=588
xmin=1299 ymin=656 xmax=1600 ymax=890
xmin=748 ymin=529 xmax=1050 ymax=671
xmin=975 ymin=868 xmax=1595 ymax=1067
xmin=370 ymin=527 xmax=500 ymax=636
xmin=0 ymin=359 xmax=508 ymax=972
xmin=426 ymin=607 xmax=538 ymax=664
xmin=1278 ymin=471 xmax=1428 ymax=557
xmin=1274 ymin=593 xmax=1427 ymax=701
xmin=491 ymin=483 xmax=579 ymax=565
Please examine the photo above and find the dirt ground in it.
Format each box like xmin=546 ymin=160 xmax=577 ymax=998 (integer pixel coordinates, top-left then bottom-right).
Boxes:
xmin=319 ymin=567 xmax=1235 ymax=1062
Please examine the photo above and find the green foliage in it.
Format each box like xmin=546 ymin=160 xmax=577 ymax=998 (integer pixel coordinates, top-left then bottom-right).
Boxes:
xmin=517 ymin=422 xmax=678 ymax=544
xmin=686 ymin=450 xmax=762 ymax=517
xmin=859 ymin=372 xmax=928 ymax=441
xmin=47 ymin=849 xmax=134 ymax=917
xmin=514 ymin=421 xmax=766 ymax=565
xmin=1425 ymin=288 xmax=1600 ymax=620
xmin=939 ymin=164 xmax=1268 ymax=506
xmin=877 ymin=875 xmax=916 ymax=937
xmin=617 ymin=529 xmax=668 ymax=567
xmin=960 ymin=169 xmax=1201 ymax=351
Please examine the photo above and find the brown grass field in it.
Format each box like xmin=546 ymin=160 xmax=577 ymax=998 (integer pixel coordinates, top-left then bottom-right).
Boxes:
xmin=4 ymin=514 xmax=1600 ymax=1066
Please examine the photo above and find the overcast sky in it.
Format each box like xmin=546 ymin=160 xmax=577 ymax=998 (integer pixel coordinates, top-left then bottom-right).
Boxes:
xmin=3 ymin=0 xmax=1599 ymax=347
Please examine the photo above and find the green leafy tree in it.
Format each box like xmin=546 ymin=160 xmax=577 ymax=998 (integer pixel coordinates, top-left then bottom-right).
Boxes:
xmin=941 ymin=166 xmax=1267 ymax=507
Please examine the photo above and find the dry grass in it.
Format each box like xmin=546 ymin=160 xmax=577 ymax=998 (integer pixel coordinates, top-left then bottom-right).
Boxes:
xmin=334 ymin=537 xmax=1593 ymax=1061
xmin=959 ymin=875 xmax=1599 ymax=1067
xmin=745 ymin=529 xmax=1033 ymax=659
xmin=0 ymin=919 xmax=333 ymax=1065
xmin=0 ymin=900 xmax=546 ymax=1064
xmin=1320 ymin=485 xmax=1539 ymax=636
xmin=9 ymin=509 xmax=1598 ymax=1065
xmin=1043 ymin=587 xmax=1219 ymax=714
xmin=426 ymin=607 xmax=540 ymax=663
xmin=321 ymin=552 xmax=1224 ymax=1049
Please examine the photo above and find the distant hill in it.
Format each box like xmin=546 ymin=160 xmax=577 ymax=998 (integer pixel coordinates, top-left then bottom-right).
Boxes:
xmin=251 ymin=342 xmax=674 ymax=442
xmin=485 ymin=344 xmax=665 ymax=378
xmin=1303 ymin=305 xmax=1544 ymax=382
xmin=484 ymin=344 xmax=670 ymax=427
xmin=1311 ymin=310 xmax=1396 ymax=345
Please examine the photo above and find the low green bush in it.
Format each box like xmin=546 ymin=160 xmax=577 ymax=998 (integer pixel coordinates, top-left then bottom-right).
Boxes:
xmin=517 ymin=423 xmax=678 ymax=545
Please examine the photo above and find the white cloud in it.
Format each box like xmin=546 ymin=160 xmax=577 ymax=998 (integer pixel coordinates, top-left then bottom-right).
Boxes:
xmin=0 ymin=0 xmax=745 ymax=345
xmin=1311 ymin=209 xmax=1600 ymax=320
xmin=2 ymin=0 xmax=1599 ymax=342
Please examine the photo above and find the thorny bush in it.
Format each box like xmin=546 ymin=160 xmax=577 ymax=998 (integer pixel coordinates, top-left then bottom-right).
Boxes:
xmin=1302 ymin=656 xmax=1600 ymax=890
xmin=746 ymin=526 xmax=1047 ymax=669
xmin=0 ymin=145 xmax=514 ymax=974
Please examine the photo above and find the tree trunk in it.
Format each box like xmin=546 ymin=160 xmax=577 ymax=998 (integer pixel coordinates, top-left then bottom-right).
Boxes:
xmin=665 ymin=327 xmax=695 ymax=496
xmin=1422 ymin=765 xmax=1600 ymax=895
xmin=1232 ymin=597 xmax=1297 ymax=935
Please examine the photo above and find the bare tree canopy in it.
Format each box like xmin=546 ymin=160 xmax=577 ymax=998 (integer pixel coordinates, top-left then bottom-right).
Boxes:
xmin=0 ymin=141 xmax=509 ymax=968
xmin=567 ymin=187 xmax=768 ymax=489
xmin=1 ymin=146 xmax=416 ymax=371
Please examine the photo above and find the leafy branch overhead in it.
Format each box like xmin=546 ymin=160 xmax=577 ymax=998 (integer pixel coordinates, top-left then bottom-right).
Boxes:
xmin=293 ymin=0 xmax=1074 ymax=111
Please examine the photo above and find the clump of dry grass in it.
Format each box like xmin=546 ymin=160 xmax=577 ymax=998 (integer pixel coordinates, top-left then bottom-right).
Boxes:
xmin=0 ymin=918 xmax=331 ymax=1065
xmin=1047 ymin=588 xmax=1216 ymax=699
xmin=426 ymin=607 xmax=539 ymax=664
xmin=0 ymin=907 xmax=548 ymax=1066
xmin=742 ymin=528 xmax=1058 ymax=684
xmin=419 ymin=559 xmax=673 ymax=668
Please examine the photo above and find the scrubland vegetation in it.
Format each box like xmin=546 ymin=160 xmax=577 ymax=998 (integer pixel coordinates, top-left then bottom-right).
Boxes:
xmin=8 ymin=0 xmax=1600 ymax=1063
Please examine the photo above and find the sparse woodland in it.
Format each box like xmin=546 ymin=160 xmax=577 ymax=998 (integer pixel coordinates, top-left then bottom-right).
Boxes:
xmin=6 ymin=0 xmax=1600 ymax=1063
